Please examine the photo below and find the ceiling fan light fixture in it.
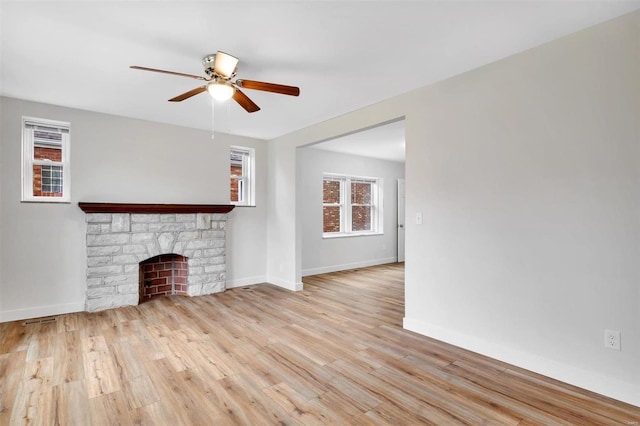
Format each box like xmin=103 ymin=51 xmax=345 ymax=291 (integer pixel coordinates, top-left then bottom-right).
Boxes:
xmin=207 ymin=81 xmax=235 ymax=101
xmin=132 ymin=50 xmax=299 ymax=113
xmin=213 ymin=51 xmax=239 ymax=78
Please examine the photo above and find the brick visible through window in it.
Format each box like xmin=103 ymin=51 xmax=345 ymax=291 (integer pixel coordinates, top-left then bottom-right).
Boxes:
xmin=33 ymin=164 xmax=63 ymax=196
xmin=323 ymin=175 xmax=381 ymax=236
xmin=351 ymin=180 xmax=373 ymax=231
xmin=323 ymin=179 xmax=342 ymax=232
xmin=230 ymin=163 xmax=243 ymax=202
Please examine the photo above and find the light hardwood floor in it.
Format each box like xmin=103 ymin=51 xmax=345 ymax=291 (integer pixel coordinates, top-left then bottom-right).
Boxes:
xmin=1 ymin=263 xmax=638 ymax=425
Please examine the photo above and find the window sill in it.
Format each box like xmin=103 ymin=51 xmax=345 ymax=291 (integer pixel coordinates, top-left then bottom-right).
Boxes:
xmin=323 ymin=232 xmax=383 ymax=239
xmin=21 ymin=198 xmax=71 ymax=204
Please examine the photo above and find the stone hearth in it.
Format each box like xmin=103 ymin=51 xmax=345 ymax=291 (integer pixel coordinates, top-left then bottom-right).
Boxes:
xmin=79 ymin=203 xmax=234 ymax=312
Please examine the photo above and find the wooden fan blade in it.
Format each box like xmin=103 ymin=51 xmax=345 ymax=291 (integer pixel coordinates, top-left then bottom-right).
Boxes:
xmin=237 ymin=79 xmax=300 ymax=96
xmin=130 ymin=65 xmax=206 ymax=80
xmin=169 ymin=86 xmax=207 ymax=102
xmin=233 ymin=89 xmax=261 ymax=113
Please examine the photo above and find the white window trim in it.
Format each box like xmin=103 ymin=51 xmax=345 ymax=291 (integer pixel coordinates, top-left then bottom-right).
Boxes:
xmin=21 ymin=116 xmax=71 ymax=203
xmin=322 ymin=173 xmax=383 ymax=238
xmin=230 ymin=145 xmax=255 ymax=207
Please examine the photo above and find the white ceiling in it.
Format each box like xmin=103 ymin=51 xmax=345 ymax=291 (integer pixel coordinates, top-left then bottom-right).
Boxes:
xmin=2 ymin=1 xmax=639 ymax=141
xmin=311 ymin=120 xmax=406 ymax=163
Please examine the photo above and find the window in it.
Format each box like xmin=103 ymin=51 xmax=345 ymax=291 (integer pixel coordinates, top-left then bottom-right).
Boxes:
xmin=230 ymin=146 xmax=255 ymax=206
xmin=22 ymin=117 xmax=70 ymax=202
xmin=323 ymin=174 xmax=383 ymax=237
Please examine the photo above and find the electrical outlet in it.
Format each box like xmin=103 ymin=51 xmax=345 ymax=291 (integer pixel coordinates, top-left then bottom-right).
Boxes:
xmin=604 ymin=329 xmax=621 ymax=351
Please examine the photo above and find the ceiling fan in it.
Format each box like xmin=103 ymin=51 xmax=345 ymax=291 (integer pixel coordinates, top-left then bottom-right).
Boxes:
xmin=130 ymin=51 xmax=300 ymax=113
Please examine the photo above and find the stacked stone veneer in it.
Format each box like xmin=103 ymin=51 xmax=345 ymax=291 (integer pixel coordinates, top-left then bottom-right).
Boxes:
xmin=85 ymin=212 xmax=227 ymax=312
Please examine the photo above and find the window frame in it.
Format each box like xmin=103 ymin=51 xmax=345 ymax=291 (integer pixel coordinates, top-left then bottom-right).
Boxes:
xmin=21 ymin=116 xmax=71 ymax=203
xmin=322 ymin=174 xmax=383 ymax=238
xmin=230 ymin=145 xmax=255 ymax=207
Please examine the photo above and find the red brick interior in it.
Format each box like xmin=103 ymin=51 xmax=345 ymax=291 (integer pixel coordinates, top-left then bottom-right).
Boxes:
xmin=139 ymin=254 xmax=188 ymax=301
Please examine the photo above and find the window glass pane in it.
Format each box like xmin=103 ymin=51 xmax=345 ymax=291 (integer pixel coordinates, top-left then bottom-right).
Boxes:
xmin=323 ymin=179 xmax=341 ymax=204
xmin=352 ymin=205 xmax=372 ymax=231
xmin=230 ymin=157 xmax=243 ymax=202
xmin=230 ymin=177 xmax=241 ymax=202
xmin=33 ymin=130 xmax=62 ymax=145
xmin=351 ymin=181 xmax=372 ymax=204
xmin=33 ymin=164 xmax=64 ymax=197
xmin=33 ymin=130 xmax=63 ymax=162
xmin=323 ymin=206 xmax=341 ymax=232
xmin=230 ymin=154 xmax=244 ymax=177
xmin=34 ymin=145 xmax=62 ymax=162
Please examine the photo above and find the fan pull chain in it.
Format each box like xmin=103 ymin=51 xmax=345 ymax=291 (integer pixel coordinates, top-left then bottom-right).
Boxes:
xmin=211 ymin=97 xmax=215 ymax=140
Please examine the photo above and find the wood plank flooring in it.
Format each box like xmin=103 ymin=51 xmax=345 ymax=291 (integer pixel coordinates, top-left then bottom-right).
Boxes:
xmin=1 ymin=263 xmax=639 ymax=425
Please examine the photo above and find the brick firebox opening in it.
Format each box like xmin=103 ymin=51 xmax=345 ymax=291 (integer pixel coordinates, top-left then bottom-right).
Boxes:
xmin=139 ymin=254 xmax=188 ymax=303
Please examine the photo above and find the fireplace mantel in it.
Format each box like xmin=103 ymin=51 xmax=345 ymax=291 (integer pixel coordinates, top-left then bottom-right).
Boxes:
xmin=79 ymin=202 xmax=235 ymax=214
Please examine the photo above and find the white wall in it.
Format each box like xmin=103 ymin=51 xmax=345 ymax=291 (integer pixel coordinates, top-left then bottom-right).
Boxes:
xmin=404 ymin=10 xmax=640 ymax=405
xmin=0 ymin=97 xmax=3 ymax=314
xmin=267 ymin=11 xmax=640 ymax=406
xmin=298 ymin=147 xmax=404 ymax=276
xmin=0 ymin=97 xmax=267 ymax=321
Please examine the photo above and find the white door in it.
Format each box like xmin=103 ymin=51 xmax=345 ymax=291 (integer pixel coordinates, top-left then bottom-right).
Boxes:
xmin=397 ymin=179 xmax=405 ymax=262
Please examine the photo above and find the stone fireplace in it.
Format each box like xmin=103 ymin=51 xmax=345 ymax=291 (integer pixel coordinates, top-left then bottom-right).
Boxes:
xmin=79 ymin=203 xmax=234 ymax=312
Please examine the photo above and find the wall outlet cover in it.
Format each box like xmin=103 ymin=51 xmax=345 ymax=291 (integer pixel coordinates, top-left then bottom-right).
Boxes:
xmin=604 ymin=329 xmax=621 ymax=351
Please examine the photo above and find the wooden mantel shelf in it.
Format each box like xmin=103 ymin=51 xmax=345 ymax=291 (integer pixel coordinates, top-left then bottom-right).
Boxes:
xmin=78 ymin=203 xmax=235 ymax=214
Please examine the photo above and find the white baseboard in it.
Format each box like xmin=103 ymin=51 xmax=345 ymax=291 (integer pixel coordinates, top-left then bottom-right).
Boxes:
xmin=302 ymin=257 xmax=397 ymax=277
xmin=1 ymin=301 xmax=85 ymax=323
xmin=403 ymin=316 xmax=640 ymax=408
xmin=226 ymin=275 xmax=267 ymax=289
xmin=266 ymin=276 xmax=303 ymax=291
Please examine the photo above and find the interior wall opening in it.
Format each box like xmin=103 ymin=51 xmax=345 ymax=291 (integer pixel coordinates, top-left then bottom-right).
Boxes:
xmin=296 ymin=119 xmax=406 ymax=281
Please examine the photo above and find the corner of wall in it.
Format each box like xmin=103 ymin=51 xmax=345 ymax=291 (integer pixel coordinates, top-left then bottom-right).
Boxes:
xmin=266 ymin=276 xmax=303 ymax=292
